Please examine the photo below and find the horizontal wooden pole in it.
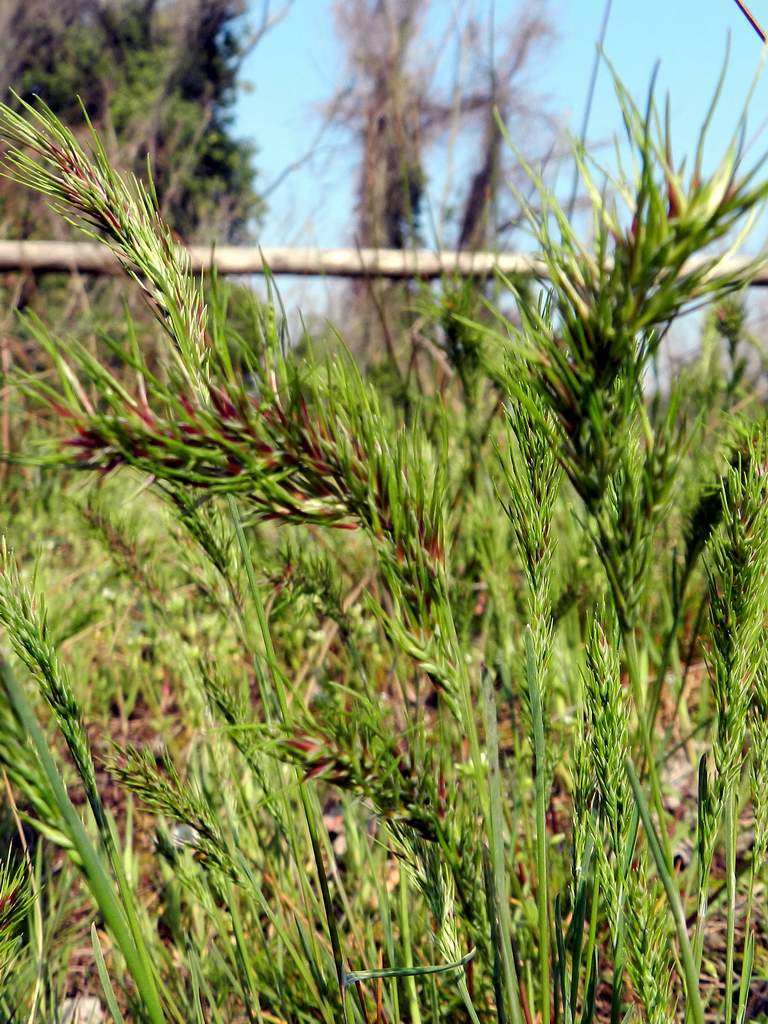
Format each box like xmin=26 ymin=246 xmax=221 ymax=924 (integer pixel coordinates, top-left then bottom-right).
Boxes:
xmin=0 ymin=239 xmax=765 ymax=284
xmin=0 ymin=240 xmax=548 ymax=278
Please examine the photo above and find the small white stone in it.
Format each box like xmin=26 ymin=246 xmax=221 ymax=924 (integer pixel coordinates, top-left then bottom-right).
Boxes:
xmin=170 ymin=823 xmax=201 ymax=849
xmin=60 ymin=996 xmax=104 ymax=1024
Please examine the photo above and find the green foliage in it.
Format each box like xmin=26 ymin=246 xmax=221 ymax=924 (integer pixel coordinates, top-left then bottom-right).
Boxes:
xmin=2 ymin=70 xmax=768 ymax=1024
xmin=3 ymin=0 xmax=261 ymax=242
xmin=0 ymin=853 xmax=31 ymax=986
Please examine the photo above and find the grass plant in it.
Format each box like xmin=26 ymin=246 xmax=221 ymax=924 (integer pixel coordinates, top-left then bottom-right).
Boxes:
xmin=0 ymin=68 xmax=767 ymax=1024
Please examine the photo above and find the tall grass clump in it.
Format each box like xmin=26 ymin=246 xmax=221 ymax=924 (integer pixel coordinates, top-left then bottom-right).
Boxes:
xmin=0 ymin=68 xmax=768 ymax=1024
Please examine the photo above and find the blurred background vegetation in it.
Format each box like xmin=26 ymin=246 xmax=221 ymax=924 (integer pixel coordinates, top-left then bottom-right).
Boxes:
xmin=0 ymin=0 xmax=559 ymax=388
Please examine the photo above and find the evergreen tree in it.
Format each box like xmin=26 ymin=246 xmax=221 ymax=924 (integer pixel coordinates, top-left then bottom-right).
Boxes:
xmin=0 ymin=0 xmax=262 ymax=242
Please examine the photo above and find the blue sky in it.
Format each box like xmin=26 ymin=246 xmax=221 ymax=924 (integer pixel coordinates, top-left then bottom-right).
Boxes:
xmin=234 ymin=1 xmax=768 ymax=249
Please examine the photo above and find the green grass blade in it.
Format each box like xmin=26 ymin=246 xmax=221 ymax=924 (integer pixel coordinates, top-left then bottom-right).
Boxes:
xmin=626 ymin=758 xmax=704 ymax=1024
xmin=0 ymin=659 xmax=166 ymax=1024
xmin=91 ymin=923 xmax=126 ymax=1024
xmin=526 ymin=627 xmax=551 ymax=1024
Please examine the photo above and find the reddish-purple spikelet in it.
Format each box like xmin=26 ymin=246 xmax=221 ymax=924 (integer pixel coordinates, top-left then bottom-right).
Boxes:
xmin=285 ymin=738 xmax=318 ymax=754
xmin=666 ymin=174 xmax=682 ymax=220
xmin=427 ymin=535 xmax=443 ymax=563
xmin=64 ymin=427 xmax=103 ymax=450
xmin=210 ymin=386 xmax=238 ymax=420
xmin=49 ymin=401 xmax=75 ymax=420
xmin=0 ymin=884 xmax=22 ymax=917
xmin=135 ymin=407 xmax=155 ymax=428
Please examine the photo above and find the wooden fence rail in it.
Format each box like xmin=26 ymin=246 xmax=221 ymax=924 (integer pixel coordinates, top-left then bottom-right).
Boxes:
xmin=0 ymin=239 xmax=767 ymax=284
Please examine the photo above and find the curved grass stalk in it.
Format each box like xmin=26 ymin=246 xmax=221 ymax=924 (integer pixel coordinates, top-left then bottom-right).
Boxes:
xmin=0 ymin=659 xmax=166 ymax=1024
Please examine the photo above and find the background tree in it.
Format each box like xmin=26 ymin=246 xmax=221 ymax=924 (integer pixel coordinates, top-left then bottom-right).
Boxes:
xmin=329 ymin=0 xmax=554 ymax=255
xmin=0 ymin=0 xmax=266 ymax=243
xmin=326 ymin=0 xmax=554 ymax=367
